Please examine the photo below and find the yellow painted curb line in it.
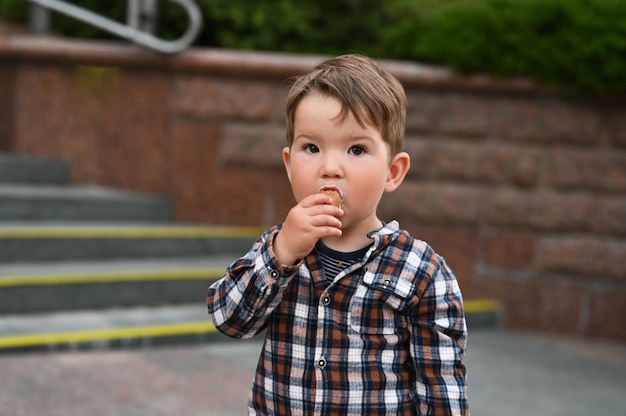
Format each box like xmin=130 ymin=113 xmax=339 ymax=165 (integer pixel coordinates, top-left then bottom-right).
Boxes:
xmin=464 ymin=299 xmax=502 ymax=313
xmin=0 ymin=321 xmax=218 ymax=349
xmin=0 ymin=268 xmax=226 ymax=287
xmin=0 ymin=226 xmax=265 ymax=239
xmin=0 ymin=300 xmax=501 ymax=350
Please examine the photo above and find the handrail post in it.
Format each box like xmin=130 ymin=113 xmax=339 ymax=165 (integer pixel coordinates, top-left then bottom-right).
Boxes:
xmin=127 ymin=0 xmax=158 ymax=35
xmin=25 ymin=0 xmax=203 ymax=54
xmin=29 ymin=3 xmax=50 ymax=35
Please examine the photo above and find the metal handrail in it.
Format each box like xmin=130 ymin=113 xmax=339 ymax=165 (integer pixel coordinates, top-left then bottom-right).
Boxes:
xmin=26 ymin=0 xmax=203 ymax=54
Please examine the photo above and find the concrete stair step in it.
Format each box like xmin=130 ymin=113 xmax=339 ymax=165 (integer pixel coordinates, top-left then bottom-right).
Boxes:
xmin=0 ymin=223 xmax=262 ymax=262
xmin=464 ymin=299 xmax=503 ymax=329
xmin=0 ymin=256 xmax=241 ymax=314
xmin=0 ymin=184 xmax=172 ymax=221
xmin=0 ymin=300 xmax=502 ymax=353
xmin=0 ymin=152 xmax=261 ymax=352
xmin=0 ymin=152 xmax=71 ymax=185
xmin=0 ymin=304 xmax=228 ymax=353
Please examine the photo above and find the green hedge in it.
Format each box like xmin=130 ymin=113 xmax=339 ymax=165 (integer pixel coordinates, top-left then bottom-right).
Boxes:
xmin=383 ymin=0 xmax=626 ymax=94
xmin=195 ymin=0 xmax=395 ymax=56
xmin=1 ymin=0 xmax=625 ymax=94
xmin=0 ymin=0 xmax=393 ymax=54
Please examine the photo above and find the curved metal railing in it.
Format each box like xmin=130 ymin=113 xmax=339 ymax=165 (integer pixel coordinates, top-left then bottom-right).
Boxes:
xmin=27 ymin=0 xmax=203 ymax=54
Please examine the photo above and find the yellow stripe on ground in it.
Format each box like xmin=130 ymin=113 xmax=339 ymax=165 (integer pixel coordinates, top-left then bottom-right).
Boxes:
xmin=0 ymin=226 xmax=265 ymax=239
xmin=0 ymin=321 xmax=218 ymax=349
xmin=0 ymin=301 xmax=502 ymax=350
xmin=464 ymin=299 xmax=502 ymax=313
xmin=0 ymin=268 xmax=226 ymax=287
xmin=0 ymin=267 xmax=504 ymax=316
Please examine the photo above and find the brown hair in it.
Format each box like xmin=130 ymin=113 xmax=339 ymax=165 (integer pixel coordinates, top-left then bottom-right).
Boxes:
xmin=285 ymin=54 xmax=407 ymax=158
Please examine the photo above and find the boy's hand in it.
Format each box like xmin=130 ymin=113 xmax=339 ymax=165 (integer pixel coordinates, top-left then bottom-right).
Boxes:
xmin=273 ymin=193 xmax=343 ymax=265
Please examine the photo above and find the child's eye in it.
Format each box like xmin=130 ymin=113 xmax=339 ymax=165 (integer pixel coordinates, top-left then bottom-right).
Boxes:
xmin=348 ymin=145 xmax=366 ymax=156
xmin=303 ymin=144 xmax=319 ymax=153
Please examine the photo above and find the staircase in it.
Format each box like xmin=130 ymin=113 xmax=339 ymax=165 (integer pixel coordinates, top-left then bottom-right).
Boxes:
xmin=0 ymin=152 xmax=261 ymax=352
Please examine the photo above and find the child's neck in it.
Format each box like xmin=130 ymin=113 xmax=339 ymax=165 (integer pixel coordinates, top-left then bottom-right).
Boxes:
xmin=321 ymin=218 xmax=382 ymax=253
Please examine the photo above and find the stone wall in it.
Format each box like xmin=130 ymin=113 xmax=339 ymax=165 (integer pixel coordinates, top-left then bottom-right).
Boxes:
xmin=1 ymin=36 xmax=624 ymax=342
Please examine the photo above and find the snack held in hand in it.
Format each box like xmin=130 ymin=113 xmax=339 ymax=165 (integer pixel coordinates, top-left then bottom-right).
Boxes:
xmin=320 ymin=188 xmax=343 ymax=208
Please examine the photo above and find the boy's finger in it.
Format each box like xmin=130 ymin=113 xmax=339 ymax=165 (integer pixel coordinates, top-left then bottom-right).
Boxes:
xmin=299 ymin=193 xmax=334 ymax=207
xmin=310 ymin=204 xmax=343 ymax=218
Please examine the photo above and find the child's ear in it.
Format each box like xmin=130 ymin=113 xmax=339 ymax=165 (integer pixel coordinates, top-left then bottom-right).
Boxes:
xmin=384 ymin=151 xmax=410 ymax=193
xmin=282 ymin=146 xmax=292 ymax=182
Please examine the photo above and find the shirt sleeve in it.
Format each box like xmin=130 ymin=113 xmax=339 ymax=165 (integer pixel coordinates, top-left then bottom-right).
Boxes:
xmin=409 ymin=257 xmax=469 ymax=416
xmin=206 ymin=226 xmax=301 ymax=339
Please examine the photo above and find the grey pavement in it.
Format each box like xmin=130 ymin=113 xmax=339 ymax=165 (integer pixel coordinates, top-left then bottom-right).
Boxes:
xmin=0 ymin=329 xmax=625 ymax=416
xmin=466 ymin=330 xmax=626 ymax=415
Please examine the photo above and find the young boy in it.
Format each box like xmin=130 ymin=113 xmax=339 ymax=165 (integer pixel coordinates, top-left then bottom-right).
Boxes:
xmin=207 ymin=54 xmax=468 ymax=415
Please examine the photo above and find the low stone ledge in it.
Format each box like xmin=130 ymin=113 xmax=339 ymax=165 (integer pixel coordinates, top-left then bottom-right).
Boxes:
xmin=1 ymin=34 xmax=559 ymax=95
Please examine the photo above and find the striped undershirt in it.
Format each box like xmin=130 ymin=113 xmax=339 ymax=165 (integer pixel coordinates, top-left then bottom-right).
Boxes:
xmin=315 ymin=240 xmax=372 ymax=285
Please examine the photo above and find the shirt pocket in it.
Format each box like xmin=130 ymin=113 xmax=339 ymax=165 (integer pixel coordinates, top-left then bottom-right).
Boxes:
xmin=349 ymin=270 xmax=415 ymax=335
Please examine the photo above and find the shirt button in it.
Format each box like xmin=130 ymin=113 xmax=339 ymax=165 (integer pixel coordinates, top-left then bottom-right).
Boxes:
xmin=322 ymin=296 xmax=331 ymax=306
xmin=317 ymin=357 xmax=327 ymax=369
xmin=269 ymin=269 xmax=279 ymax=279
xmin=383 ymin=278 xmax=392 ymax=287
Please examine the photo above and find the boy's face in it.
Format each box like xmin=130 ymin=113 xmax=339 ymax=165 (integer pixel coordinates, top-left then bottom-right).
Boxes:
xmin=283 ymin=93 xmax=407 ymax=234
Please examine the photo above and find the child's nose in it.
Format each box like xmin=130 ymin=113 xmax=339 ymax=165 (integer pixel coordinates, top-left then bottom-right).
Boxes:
xmin=320 ymin=155 xmax=342 ymax=177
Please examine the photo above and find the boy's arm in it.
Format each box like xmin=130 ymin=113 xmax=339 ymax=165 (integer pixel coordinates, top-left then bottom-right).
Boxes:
xmin=208 ymin=193 xmax=341 ymax=338
xmin=206 ymin=227 xmax=301 ymax=339
xmin=409 ymin=259 xmax=469 ymax=416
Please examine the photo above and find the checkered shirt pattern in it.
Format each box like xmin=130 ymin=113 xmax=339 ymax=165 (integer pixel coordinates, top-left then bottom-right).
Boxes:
xmin=207 ymin=221 xmax=469 ymax=415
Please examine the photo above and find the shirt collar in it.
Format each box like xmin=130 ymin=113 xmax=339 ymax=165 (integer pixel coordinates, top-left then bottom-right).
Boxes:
xmin=365 ymin=220 xmax=400 ymax=259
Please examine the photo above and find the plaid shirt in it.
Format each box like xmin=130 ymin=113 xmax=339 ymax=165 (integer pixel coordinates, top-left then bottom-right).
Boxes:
xmin=207 ymin=221 xmax=468 ymax=415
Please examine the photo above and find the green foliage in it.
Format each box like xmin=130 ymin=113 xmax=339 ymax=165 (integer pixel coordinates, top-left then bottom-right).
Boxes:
xmin=384 ymin=0 xmax=626 ymax=93
xmin=0 ymin=0 xmax=393 ymax=55
xmin=0 ymin=0 xmax=125 ymax=39
xmin=197 ymin=0 xmax=394 ymax=56
xmin=1 ymin=0 xmax=625 ymax=94
xmin=0 ymin=0 xmax=26 ymax=21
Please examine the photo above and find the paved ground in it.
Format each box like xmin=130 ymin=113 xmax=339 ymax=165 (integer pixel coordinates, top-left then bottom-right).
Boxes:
xmin=0 ymin=329 xmax=625 ymax=416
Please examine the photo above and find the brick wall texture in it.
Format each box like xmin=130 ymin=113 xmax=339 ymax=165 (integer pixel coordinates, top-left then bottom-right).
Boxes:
xmin=1 ymin=37 xmax=624 ymax=342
